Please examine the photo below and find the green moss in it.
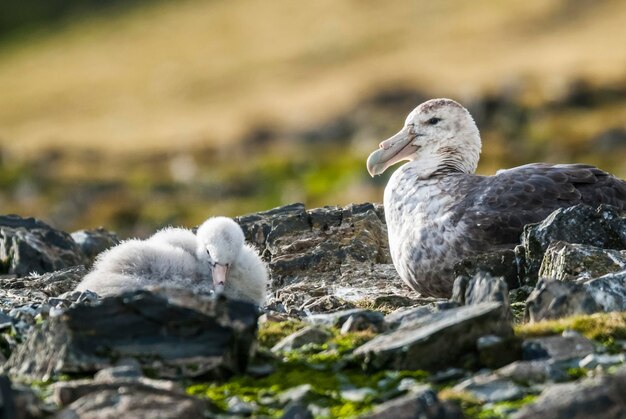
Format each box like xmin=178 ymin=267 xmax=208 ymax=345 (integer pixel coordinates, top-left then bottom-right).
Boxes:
xmin=257 ymin=320 xmax=306 ymax=349
xmin=566 ymin=367 xmax=587 ymax=380
xmin=442 ymin=391 xmax=537 ymax=419
xmin=188 ymin=326 xmax=427 ymax=418
xmin=515 ymin=312 xmax=626 ymax=346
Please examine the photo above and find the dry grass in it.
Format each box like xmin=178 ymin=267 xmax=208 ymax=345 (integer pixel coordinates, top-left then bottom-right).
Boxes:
xmin=1 ymin=0 xmax=626 ymax=157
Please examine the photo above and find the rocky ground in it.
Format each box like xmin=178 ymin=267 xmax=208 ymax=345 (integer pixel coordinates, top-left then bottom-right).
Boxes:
xmin=1 ymin=203 xmax=626 ymax=418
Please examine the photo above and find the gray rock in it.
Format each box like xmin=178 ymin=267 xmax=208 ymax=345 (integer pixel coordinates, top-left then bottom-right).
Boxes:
xmin=522 ymin=332 xmax=595 ymax=362
xmin=477 ymin=335 xmax=521 ymax=369
xmin=53 ymin=375 xmax=182 ymax=407
xmin=525 ymin=279 xmax=600 ymax=322
xmin=495 ymin=360 xmax=568 ymax=383
xmin=454 ymin=374 xmax=524 ymax=403
xmin=236 ymin=203 xmax=412 ymax=311
xmin=5 ymin=289 xmax=258 ymax=380
xmin=454 ymin=249 xmax=524 ymax=291
xmin=0 ymin=266 xmax=87 ymax=298
xmin=360 ymin=386 xmax=464 ymax=419
xmin=539 ymin=241 xmax=626 ymax=282
xmin=281 ymin=403 xmax=313 ymax=419
xmin=300 ymin=295 xmax=355 ymax=314
xmin=579 ymin=353 xmax=626 ymax=369
xmin=55 ymin=386 xmax=208 ymax=419
xmin=71 ymin=228 xmax=119 ymax=267
xmin=354 ymin=302 xmax=512 ymax=371
xmin=0 ymin=215 xmax=86 ymax=277
xmin=513 ymin=367 xmax=626 ymax=418
xmin=584 ymin=269 xmax=626 ymax=312
xmin=271 ymin=326 xmax=331 ymax=352
xmin=522 ymin=205 xmax=626 ymax=282
xmin=306 ymin=308 xmax=384 ymax=330
xmin=384 ymin=306 xmax=435 ymax=330
xmin=277 ymin=384 xmax=315 ymax=405
xmin=451 ymin=272 xmax=510 ymax=307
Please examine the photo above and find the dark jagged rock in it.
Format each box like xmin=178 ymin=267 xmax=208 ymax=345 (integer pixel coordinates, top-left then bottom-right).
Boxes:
xmin=0 ymin=265 xmax=86 ymax=298
xmin=354 ymin=302 xmax=512 ymax=371
xmin=451 ymin=272 xmax=510 ymax=307
xmin=513 ymin=367 xmax=626 ymax=419
xmin=522 ymin=205 xmax=626 ymax=282
xmin=0 ymin=215 xmax=86 ymax=277
xmin=4 ymin=289 xmax=258 ymax=380
xmin=71 ymin=228 xmax=119 ymax=267
xmin=526 ymin=270 xmax=626 ymax=321
xmin=525 ymin=279 xmax=600 ymax=322
xmin=584 ymin=270 xmax=626 ymax=312
xmin=236 ymin=203 xmax=408 ymax=307
xmin=454 ymin=249 xmax=524 ymax=291
xmin=539 ymin=241 xmax=626 ymax=282
xmin=360 ymin=386 xmax=464 ymax=419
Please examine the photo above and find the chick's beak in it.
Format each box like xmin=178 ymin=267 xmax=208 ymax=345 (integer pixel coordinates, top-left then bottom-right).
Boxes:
xmin=366 ymin=127 xmax=419 ymax=176
xmin=212 ymin=263 xmax=229 ymax=293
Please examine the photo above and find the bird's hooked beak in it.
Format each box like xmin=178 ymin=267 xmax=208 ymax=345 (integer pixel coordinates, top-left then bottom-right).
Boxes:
xmin=212 ymin=263 xmax=229 ymax=293
xmin=366 ymin=126 xmax=420 ymax=176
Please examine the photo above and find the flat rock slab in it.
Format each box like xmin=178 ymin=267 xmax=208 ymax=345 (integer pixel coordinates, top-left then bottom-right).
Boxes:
xmin=513 ymin=367 xmax=626 ymax=419
xmin=522 ymin=333 xmax=595 ymax=362
xmin=5 ymin=289 xmax=258 ymax=380
xmin=354 ymin=302 xmax=512 ymax=371
xmin=360 ymin=386 xmax=464 ymax=419
xmin=56 ymin=386 xmax=207 ymax=419
xmin=0 ymin=215 xmax=86 ymax=277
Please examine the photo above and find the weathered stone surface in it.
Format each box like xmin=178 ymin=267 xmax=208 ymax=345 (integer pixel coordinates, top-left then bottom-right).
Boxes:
xmin=584 ymin=269 xmax=626 ymax=312
xmin=522 ymin=332 xmax=595 ymax=362
xmin=527 ymin=270 xmax=626 ymax=321
xmin=513 ymin=367 xmax=626 ymax=419
xmin=522 ymin=205 xmax=626 ymax=282
xmin=56 ymin=386 xmax=207 ymax=419
xmin=281 ymin=403 xmax=313 ymax=419
xmin=0 ymin=265 xmax=87 ymax=299
xmin=71 ymin=228 xmax=119 ymax=267
xmin=0 ymin=215 xmax=86 ymax=277
xmin=525 ymin=279 xmax=600 ymax=322
xmin=454 ymin=374 xmax=524 ymax=403
xmin=477 ymin=335 xmax=522 ymax=369
xmin=236 ymin=203 xmax=412 ymax=308
xmin=454 ymin=249 xmax=524 ymax=291
xmin=360 ymin=386 xmax=464 ymax=419
xmin=384 ymin=306 xmax=435 ymax=330
xmin=306 ymin=308 xmax=384 ymax=332
xmin=5 ymin=289 xmax=258 ymax=380
xmin=539 ymin=241 xmax=626 ymax=282
xmin=354 ymin=302 xmax=512 ymax=371
xmin=579 ymin=353 xmax=626 ymax=369
xmin=495 ymin=360 xmax=568 ymax=384
xmin=271 ymin=326 xmax=331 ymax=352
xmin=452 ymin=272 xmax=510 ymax=307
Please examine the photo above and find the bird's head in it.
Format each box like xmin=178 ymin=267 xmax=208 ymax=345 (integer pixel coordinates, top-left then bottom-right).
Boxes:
xmin=366 ymin=98 xmax=481 ymax=179
xmin=196 ymin=217 xmax=245 ymax=293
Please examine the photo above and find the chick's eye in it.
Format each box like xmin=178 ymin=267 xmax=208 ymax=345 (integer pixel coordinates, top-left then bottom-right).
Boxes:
xmin=426 ymin=117 xmax=441 ymax=125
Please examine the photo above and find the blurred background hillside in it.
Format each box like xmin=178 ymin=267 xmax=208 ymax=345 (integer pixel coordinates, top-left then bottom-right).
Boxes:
xmin=1 ymin=0 xmax=626 ymax=237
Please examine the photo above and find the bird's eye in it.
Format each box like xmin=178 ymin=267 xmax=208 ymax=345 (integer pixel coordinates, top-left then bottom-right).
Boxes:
xmin=426 ymin=117 xmax=441 ymax=125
